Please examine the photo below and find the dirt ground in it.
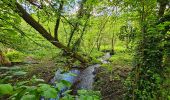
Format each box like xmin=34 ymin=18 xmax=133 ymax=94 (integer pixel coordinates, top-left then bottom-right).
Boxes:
xmin=93 ymin=65 xmax=131 ymax=100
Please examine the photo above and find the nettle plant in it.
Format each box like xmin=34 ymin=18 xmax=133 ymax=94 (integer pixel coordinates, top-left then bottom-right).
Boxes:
xmin=0 ymin=67 xmax=101 ymax=100
xmin=0 ymin=82 xmax=101 ymax=100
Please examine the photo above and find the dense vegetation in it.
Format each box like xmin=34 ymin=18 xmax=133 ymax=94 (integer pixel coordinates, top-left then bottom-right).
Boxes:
xmin=0 ymin=0 xmax=170 ymax=100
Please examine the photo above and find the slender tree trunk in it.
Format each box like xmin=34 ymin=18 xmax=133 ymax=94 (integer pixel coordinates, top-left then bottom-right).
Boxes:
xmin=96 ymin=18 xmax=109 ymax=51
xmin=72 ymin=16 xmax=90 ymax=52
xmin=54 ymin=1 xmax=64 ymax=41
xmin=111 ymin=33 xmax=115 ymax=55
xmin=67 ymin=0 xmax=87 ymax=47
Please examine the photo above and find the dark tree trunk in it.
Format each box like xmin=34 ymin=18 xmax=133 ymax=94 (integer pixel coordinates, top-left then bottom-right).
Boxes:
xmin=54 ymin=1 xmax=64 ymax=41
xmin=14 ymin=2 xmax=88 ymax=64
xmin=67 ymin=0 xmax=87 ymax=47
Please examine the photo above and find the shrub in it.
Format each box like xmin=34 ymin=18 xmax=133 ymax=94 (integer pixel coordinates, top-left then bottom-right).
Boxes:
xmin=5 ymin=51 xmax=25 ymax=62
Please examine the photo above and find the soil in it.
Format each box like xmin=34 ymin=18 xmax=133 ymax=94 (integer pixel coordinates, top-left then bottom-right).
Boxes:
xmin=93 ymin=65 xmax=131 ymax=100
xmin=1 ymin=55 xmax=132 ymax=100
xmin=0 ymin=57 xmax=58 ymax=85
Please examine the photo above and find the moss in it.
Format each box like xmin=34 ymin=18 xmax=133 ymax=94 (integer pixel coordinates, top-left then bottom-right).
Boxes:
xmin=5 ymin=51 xmax=25 ymax=62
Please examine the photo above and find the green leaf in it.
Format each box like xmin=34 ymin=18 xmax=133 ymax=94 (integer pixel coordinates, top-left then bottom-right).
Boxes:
xmin=0 ymin=67 xmax=10 ymax=70
xmin=63 ymin=90 xmax=72 ymax=95
xmin=16 ymin=81 xmax=29 ymax=86
xmin=3 ymin=28 xmax=18 ymax=35
xmin=61 ymin=80 xmax=71 ymax=87
xmin=21 ymin=94 xmax=36 ymax=100
xmin=42 ymin=88 xmax=57 ymax=98
xmin=13 ymin=71 xmax=27 ymax=76
xmin=38 ymin=84 xmax=58 ymax=98
xmin=78 ymin=90 xmax=87 ymax=95
xmin=61 ymin=94 xmax=74 ymax=100
xmin=38 ymin=84 xmax=51 ymax=92
xmin=26 ymin=86 xmax=37 ymax=93
xmin=68 ymin=73 xmax=77 ymax=76
xmin=168 ymin=96 xmax=170 ymax=100
xmin=9 ymin=66 xmax=21 ymax=71
xmin=0 ymin=84 xmax=13 ymax=95
xmin=14 ymin=87 xmax=27 ymax=100
xmin=57 ymin=82 xmax=65 ymax=91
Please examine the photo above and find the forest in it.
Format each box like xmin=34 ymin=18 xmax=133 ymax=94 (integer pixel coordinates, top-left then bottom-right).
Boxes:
xmin=0 ymin=0 xmax=170 ymax=100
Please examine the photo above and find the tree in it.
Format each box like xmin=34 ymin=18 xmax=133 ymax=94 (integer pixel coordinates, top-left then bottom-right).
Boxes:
xmin=126 ymin=0 xmax=170 ymax=99
xmin=1 ymin=0 xmax=90 ymax=64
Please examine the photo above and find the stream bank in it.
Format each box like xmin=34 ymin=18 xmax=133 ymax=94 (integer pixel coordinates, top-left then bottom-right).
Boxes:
xmin=48 ymin=52 xmax=112 ymax=99
xmin=0 ymin=52 xmax=131 ymax=100
xmin=48 ymin=52 xmax=131 ymax=100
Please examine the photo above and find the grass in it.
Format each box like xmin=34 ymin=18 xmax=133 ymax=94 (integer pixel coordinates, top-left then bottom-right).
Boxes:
xmin=109 ymin=42 xmax=133 ymax=67
xmin=109 ymin=53 xmax=132 ymax=66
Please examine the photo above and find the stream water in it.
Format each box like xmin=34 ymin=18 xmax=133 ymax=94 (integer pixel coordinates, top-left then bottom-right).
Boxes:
xmin=48 ymin=52 xmax=111 ymax=100
xmin=76 ymin=52 xmax=111 ymax=90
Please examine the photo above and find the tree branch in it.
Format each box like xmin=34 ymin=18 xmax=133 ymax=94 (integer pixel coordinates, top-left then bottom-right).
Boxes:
xmin=26 ymin=0 xmax=43 ymax=9
xmin=13 ymin=2 xmax=88 ymax=64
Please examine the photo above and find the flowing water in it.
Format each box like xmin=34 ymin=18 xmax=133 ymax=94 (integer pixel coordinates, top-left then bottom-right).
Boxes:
xmin=48 ymin=52 xmax=111 ymax=99
xmin=76 ymin=52 xmax=111 ymax=89
xmin=75 ymin=64 xmax=101 ymax=90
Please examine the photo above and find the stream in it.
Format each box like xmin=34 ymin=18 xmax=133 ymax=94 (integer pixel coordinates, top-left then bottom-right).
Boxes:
xmin=46 ymin=52 xmax=111 ymax=100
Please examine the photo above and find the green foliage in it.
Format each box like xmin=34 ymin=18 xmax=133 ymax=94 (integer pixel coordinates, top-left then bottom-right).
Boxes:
xmin=0 ymin=0 xmax=169 ymax=99
xmin=126 ymin=13 xmax=170 ymax=99
xmin=21 ymin=94 xmax=36 ymax=100
xmin=109 ymin=53 xmax=132 ymax=66
xmin=6 ymin=51 xmax=25 ymax=62
xmin=77 ymin=90 xmax=101 ymax=100
xmin=38 ymin=84 xmax=58 ymax=98
xmin=90 ymin=50 xmax=104 ymax=58
xmin=0 ymin=64 xmax=101 ymax=100
xmin=0 ymin=78 xmax=101 ymax=100
xmin=0 ymin=65 xmax=28 ymax=84
xmin=90 ymin=57 xmax=101 ymax=64
xmin=0 ymin=84 xmax=13 ymax=95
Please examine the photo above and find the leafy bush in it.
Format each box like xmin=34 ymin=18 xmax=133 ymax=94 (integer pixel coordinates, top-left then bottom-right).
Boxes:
xmin=0 ymin=84 xmax=13 ymax=95
xmin=5 ymin=51 xmax=25 ymax=62
xmin=109 ymin=53 xmax=132 ymax=66
xmin=77 ymin=90 xmax=101 ymax=100
xmin=0 ymin=66 xmax=27 ymax=83
xmin=0 ymin=74 xmax=101 ymax=100
xmin=90 ymin=50 xmax=104 ymax=58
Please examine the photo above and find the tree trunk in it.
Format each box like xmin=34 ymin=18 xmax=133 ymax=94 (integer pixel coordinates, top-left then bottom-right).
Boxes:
xmin=54 ymin=1 xmax=64 ymax=41
xmin=67 ymin=0 xmax=87 ymax=48
xmin=14 ymin=2 xmax=88 ymax=64
xmin=0 ymin=50 xmax=11 ymax=66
